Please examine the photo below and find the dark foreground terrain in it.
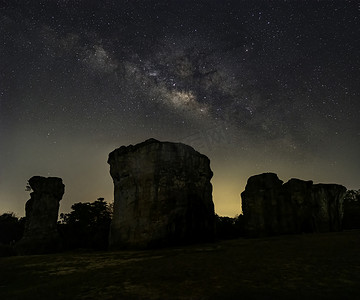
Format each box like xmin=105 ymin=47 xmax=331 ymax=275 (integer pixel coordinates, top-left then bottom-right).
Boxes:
xmin=1 ymin=230 xmax=360 ymax=300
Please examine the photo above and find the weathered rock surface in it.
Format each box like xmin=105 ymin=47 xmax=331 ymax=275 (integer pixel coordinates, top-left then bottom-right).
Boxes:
xmin=241 ymin=173 xmax=347 ymax=237
xmin=15 ymin=176 xmax=64 ymax=255
xmin=108 ymin=138 xmax=215 ymax=248
xmin=281 ymin=178 xmax=314 ymax=234
xmin=240 ymin=173 xmax=283 ymax=236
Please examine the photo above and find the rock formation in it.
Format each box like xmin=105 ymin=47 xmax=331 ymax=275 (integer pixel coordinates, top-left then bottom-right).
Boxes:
xmin=281 ymin=178 xmax=314 ymax=234
xmin=240 ymin=173 xmax=283 ymax=236
xmin=108 ymin=138 xmax=215 ymax=248
xmin=15 ymin=176 xmax=65 ymax=255
xmin=241 ymin=173 xmax=347 ymax=237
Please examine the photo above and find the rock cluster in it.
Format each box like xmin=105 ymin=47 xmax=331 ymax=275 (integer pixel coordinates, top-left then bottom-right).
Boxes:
xmin=241 ymin=173 xmax=346 ymax=237
xmin=108 ymin=138 xmax=215 ymax=248
xmin=15 ymin=176 xmax=64 ymax=255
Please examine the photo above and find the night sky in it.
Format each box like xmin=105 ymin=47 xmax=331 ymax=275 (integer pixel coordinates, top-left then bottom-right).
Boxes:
xmin=1 ymin=0 xmax=359 ymax=217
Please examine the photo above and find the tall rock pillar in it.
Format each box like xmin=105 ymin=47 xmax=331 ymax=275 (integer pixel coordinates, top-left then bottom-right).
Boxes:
xmin=108 ymin=138 xmax=215 ymax=248
xmin=240 ymin=173 xmax=283 ymax=236
xmin=16 ymin=176 xmax=65 ymax=255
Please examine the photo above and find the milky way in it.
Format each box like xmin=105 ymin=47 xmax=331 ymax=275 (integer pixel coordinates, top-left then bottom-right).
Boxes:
xmin=1 ymin=1 xmax=359 ymax=216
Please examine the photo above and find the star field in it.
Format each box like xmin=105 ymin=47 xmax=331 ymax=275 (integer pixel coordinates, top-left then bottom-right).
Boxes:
xmin=0 ymin=1 xmax=359 ymax=217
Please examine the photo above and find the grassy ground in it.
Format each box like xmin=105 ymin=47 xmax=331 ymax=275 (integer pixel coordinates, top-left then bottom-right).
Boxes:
xmin=1 ymin=230 xmax=360 ymax=300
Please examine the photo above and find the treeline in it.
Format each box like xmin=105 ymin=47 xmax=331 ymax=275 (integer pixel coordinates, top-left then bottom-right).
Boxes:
xmin=0 ymin=213 xmax=25 ymax=245
xmin=58 ymin=197 xmax=112 ymax=250
xmin=343 ymin=189 xmax=360 ymax=230
xmin=0 ymin=199 xmax=246 ymax=253
xmin=1 ymin=190 xmax=359 ymax=254
xmin=0 ymin=198 xmax=112 ymax=253
xmin=0 ymin=213 xmax=25 ymax=256
xmin=215 ymin=214 xmax=245 ymax=239
xmin=0 ymin=205 xmax=244 ymax=253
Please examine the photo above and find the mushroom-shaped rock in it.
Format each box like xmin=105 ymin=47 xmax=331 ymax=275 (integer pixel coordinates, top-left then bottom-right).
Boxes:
xmin=16 ymin=176 xmax=64 ymax=255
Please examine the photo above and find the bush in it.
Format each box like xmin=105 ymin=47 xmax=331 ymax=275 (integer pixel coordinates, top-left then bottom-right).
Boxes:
xmin=215 ymin=214 xmax=245 ymax=240
xmin=0 ymin=213 xmax=25 ymax=245
xmin=343 ymin=190 xmax=360 ymax=230
xmin=58 ymin=198 xmax=112 ymax=250
xmin=0 ymin=244 xmax=16 ymax=257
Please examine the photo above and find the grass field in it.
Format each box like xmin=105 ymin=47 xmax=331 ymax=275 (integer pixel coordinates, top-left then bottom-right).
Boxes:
xmin=1 ymin=230 xmax=360 ymax=299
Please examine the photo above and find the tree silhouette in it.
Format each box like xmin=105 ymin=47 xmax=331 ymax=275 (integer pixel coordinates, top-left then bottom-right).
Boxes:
xmin=0 ymin=213 xmax=25 ymax=245
xmin=343 ymin=190 xmax=360 ymax=230
xmin=215 ymin=214 xmax=245 ymax=240
xmin=58 ymin=198 xmax=112 ymax=250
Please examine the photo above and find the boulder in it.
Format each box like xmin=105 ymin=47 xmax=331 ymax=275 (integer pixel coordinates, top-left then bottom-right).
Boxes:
xmin=15 ymin=176 xmax=64 ymax=255
xmin=108 ymin=138 xmax=215 ymax=248
xmin=241 ymin=173 xmax=347 ymax=237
